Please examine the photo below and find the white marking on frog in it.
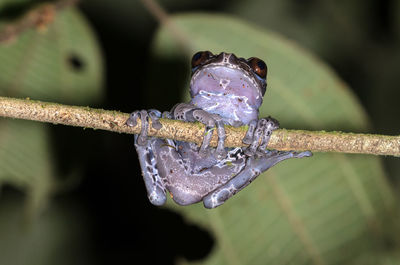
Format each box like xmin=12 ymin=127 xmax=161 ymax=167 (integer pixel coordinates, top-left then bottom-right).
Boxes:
xmin=219 ymin=79 xmax=230 ymax=89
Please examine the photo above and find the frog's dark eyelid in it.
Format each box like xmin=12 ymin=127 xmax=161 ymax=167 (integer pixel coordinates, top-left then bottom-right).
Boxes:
xmin=192 ymin=51 xmax=205 ymax=65
xmin=192 ymin=51 xmax=213 ymax=69
xmin=193 ymin=52 xmax=202 ymax=61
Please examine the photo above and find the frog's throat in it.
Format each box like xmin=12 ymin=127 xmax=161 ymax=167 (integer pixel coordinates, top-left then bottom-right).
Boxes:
xmin=190 ymin=65 xmax=264 ymax=109
xmin=190 ymin=92 xmax=259 ymax=125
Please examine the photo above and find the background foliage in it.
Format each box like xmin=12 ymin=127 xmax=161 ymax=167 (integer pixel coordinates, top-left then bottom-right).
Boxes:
xmin=0 ymin=0 xmax=399 ymax=264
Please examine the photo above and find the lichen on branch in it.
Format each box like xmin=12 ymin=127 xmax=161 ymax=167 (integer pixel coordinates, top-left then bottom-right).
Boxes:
xmin=0 ymin=96 xmax=399 ymax=156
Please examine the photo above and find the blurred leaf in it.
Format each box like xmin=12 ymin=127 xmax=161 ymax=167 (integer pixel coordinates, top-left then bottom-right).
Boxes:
xmin=0 ymin=0 xmax=31 ymax=10
xmin=0 ymin=4 xmax=104 ymax=212
xmin=353 ymin=251 xmax=400 ymax=265
xmin=227 ymin=0 xmax=369 ymax=60
xmin=0 ymin=193 xmax=95 ymax=265
xmin=0 ymin=5 xmax=104 ymax=104
xmin=152 ymin=14 xmax=399 ymax=265
xmin=0 ymin=120 xmax=54 ymax=214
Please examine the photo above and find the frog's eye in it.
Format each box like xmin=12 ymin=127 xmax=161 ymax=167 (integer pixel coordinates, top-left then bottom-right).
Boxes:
xmin=191 ymin=51 xmax=213 ymax=68
xmin=248 ymin=57 xmax=267 ymax=79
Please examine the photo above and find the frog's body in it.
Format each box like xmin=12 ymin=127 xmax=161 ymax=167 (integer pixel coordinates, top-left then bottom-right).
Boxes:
xmin=127 ymin=51 xmax=311 ymax=209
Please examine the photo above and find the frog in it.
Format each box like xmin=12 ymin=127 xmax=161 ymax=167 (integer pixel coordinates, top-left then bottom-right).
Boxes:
xmin=126 ymin=51 xmax=311 ymax=209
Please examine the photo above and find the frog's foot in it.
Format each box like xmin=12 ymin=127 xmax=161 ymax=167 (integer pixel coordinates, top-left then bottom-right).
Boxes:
xmin=263 ymin=150 xmax=313 ymax=159
xmin=200 ymin=116 xmax=227 ymax=159
xmin=162 ymin=111 xmax=173 ymax=119
xmin=197 ymin=117 xmax=227 ymax=159
xmin=126 ymin=109 xmax=162 ymax=146
xmin=172 ymin=103 xmax=227 ymax=159
xmin=243 ymin=117 xmax=279 ymax=157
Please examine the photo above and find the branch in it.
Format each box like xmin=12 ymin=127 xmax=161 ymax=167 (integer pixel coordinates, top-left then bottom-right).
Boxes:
xmin=0 ymin=96 xmax=399 ymax=156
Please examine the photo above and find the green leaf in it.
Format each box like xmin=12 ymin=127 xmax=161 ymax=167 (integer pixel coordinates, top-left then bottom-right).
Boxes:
xmin=0 ymin=5 xmax=104 ymax=104
xmin=152 ymin=13 xmax=398 ymax=265
xmin=0 ymin=120 xmax=54 ymax=214
xmin=0 ymin=194 xmax=95 ymax=265
xmin=0 ymin=5 xmax=104 ymax=213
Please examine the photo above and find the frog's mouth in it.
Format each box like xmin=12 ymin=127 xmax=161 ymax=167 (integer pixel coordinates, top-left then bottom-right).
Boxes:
xmin=190 ymin=64 xmax=263 ymax=108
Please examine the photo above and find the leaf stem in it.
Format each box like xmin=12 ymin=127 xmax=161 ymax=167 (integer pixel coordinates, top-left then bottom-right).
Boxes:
xmin=0 ymin=96 xmax=399 ymax=156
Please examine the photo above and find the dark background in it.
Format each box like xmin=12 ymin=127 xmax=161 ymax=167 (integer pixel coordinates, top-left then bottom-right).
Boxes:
xmin=1 ymin=0 xmax=399 ymax=264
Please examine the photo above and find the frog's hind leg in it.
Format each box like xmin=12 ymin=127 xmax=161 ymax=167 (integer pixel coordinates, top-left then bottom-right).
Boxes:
xmin=203 ymin=150 xmax=312 ymax=209
xmin=128 ymin=109 xmax=167 ymax=206
xmin=134 ymin=136 xmax=167 ymax=206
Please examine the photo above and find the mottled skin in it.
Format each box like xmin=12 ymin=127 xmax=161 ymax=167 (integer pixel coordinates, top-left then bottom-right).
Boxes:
xmin=127 ymin=51 xmax=311 ymax=209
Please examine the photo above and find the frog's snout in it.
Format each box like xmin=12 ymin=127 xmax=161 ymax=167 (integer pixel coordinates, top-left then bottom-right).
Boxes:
xmin=215 ymin=52 xmax=239 ymax=65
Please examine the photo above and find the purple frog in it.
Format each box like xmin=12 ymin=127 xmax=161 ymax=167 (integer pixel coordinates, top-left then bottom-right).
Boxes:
xmin=127 ymin=51 xmax=311 ymax=209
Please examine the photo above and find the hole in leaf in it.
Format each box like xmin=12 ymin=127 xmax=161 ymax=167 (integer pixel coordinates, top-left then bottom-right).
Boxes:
xmin=67 ymin=54 xmax=85 ymax=72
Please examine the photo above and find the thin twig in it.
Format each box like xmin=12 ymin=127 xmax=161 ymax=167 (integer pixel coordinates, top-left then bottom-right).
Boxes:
xmin=0 ymin=96 xmax=399 ymax=156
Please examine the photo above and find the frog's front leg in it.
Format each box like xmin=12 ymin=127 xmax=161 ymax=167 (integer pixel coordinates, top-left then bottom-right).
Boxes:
xmin=171 ymin=103 xmax=227 ymax=158
xmin=127 ymin=110 xmax=167 ymax=206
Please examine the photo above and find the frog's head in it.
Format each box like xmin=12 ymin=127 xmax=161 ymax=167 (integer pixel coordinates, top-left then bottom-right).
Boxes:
xmin=189 ymin=51 xmax=267 ymax=109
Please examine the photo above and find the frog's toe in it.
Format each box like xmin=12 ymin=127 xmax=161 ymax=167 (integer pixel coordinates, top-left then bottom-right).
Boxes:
xmin=213 ymin=120 xmax=228 ymax=160
xmin=244 ymin=117 xmax=279 ymax=156
xmin=293 ymin=150 xmax=313 ymax=158
xmin=162 ymin=111 xmax=173 ymax=119
xmin=148 ymin=109 xmax=162 ymax=130
xmin=263 ymin=150 xmax=312 ymax=159
xmin=134 ymin=110 xmax=150 ymax=146
xmin=257 ymin=117 xmax=279 ymax=151
xmin=198 ymin=125 xmax=215 ymax=155
xmin=215 ymin=147 xmax=227 ymax=160
xmin=148 ymin=190 xmax=167 ymax=206
xmin=126 ymin=111 xmax=139 ymax=127
xmin=242 ymin=120 xmax=257 ymax=145
xmin=242 ymin=134 xmax=252 ymax=145
xmin=130 ymin=109 xmax=164 ymax=146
